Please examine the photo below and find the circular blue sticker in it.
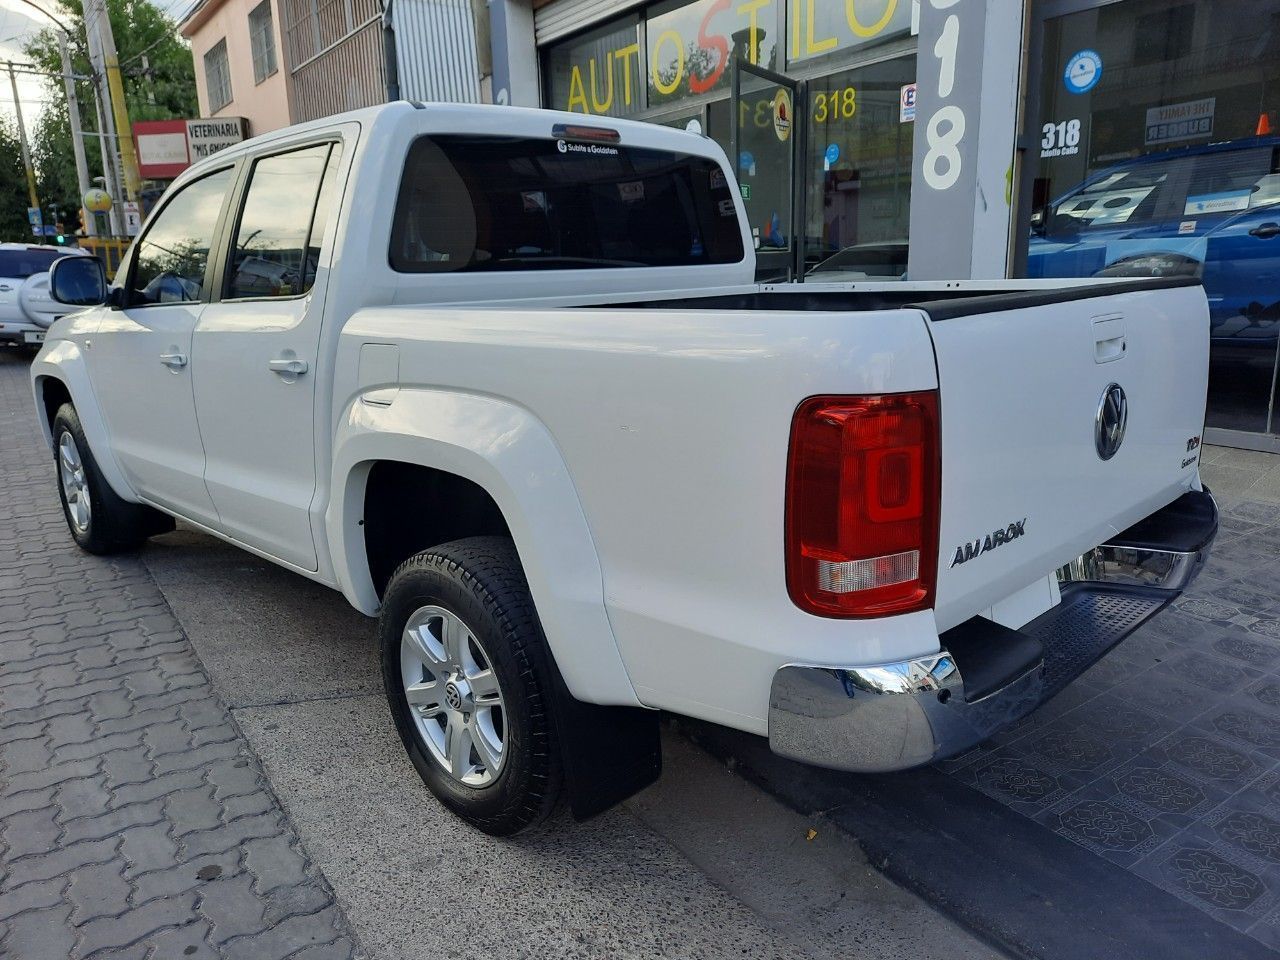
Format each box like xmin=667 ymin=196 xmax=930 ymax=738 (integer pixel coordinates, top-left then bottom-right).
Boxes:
xmin=1064 ymin=49 xmax=1102 ymax=94
xmin=739 ymin=150 xmax=755 ymax=170
xmin=824 ymin=143 xmax=840 ymax=165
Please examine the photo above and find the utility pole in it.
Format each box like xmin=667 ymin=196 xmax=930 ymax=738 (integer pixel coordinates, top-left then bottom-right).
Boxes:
xmin=91 ymin=91 xmax=125 ymax=236
xmin=82 ymin=3 xmax=125 ymax=235
xmin=83 ymin=0 xmax=141 ymax=200
xmin=6 ymin=62 xmax=41 ymax=218
xmin=58 ymin=34 xmax=95 ymax=236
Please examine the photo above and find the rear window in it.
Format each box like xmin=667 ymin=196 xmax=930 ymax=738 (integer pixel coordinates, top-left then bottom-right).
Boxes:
xmin=389 ymin=135 xmax=744 ymax=272
xmin=0 ymin=249 xmax=64 ymax=279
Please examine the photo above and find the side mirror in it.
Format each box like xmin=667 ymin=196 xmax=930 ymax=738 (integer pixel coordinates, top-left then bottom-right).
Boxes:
xmin=49 ymin=255 xmax=107 ymax=307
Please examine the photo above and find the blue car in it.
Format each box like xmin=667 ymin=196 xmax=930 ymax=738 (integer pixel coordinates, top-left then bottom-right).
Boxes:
xmin=1029 ymin=137 xmax=1280 ymax=371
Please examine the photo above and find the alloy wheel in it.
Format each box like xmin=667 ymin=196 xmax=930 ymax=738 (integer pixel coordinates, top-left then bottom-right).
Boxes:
xmin=400 ymin=605 xmax=507 ymax=787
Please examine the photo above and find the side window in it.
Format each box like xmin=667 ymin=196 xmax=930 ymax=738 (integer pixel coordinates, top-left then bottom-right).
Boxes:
xmin=129 ymin=167 xmax=234 ymax=306
xmin=226 ymin=142 xmax=340 ymax=300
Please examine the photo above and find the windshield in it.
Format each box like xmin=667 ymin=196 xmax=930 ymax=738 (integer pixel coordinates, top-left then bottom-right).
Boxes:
xmin=0 ymin=249 xmax=64 ymax=280
xmin=390 ymin=135 xmax=745 ymax=272
xmin=1044 ymin=145 xmax=1280 ymax=236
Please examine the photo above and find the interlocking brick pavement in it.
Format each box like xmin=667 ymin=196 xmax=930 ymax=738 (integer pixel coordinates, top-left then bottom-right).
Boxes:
xmin=0 ymin=349 xmax=360 ymax=959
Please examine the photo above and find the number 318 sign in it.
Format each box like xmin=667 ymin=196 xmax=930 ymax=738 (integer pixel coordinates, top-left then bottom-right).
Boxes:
xmin=921 ymin=0 xmax=965 ymax=191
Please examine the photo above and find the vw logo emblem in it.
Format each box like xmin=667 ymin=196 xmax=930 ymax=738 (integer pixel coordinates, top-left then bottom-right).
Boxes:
xmin=1095 ymin=383 xmax=1128 ymax=461
xmin=444 ymin=681 xmax=463 ymax=710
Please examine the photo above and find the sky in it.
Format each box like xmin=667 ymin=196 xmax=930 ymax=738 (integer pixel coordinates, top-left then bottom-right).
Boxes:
xmin=0 ymin=0 xmax=192 ymax=133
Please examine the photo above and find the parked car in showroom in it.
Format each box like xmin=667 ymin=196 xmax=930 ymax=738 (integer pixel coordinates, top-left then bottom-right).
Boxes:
xmin=0 ymin=243 xmax=90 ymax=350
xmin=30 ymin=102 xmax=1217 ymax=836
xmin=1028 ymin=136 xmax=1280 ymax=371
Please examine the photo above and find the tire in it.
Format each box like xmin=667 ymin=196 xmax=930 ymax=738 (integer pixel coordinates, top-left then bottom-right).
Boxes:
xmin=379 ymin=537 xmax=563 ymax=836
xmin=52 ymin=403 xmax=175 ymax=554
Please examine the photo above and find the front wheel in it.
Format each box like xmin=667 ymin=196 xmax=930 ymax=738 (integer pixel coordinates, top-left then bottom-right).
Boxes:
xmin=379 ymin=537 xmax=563 ymax=836
xmin=52 ymin=403 xmax=174 ymax=554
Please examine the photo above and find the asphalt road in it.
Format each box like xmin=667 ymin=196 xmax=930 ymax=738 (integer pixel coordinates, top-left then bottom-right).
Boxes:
xmin=139 ymin=522 xmax=1000 ymax=960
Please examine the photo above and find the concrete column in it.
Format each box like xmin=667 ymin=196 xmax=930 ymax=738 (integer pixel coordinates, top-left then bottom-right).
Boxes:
xmin=907 ymin=0 xmax=1028 ymax=280
xmin=488 ymin=0 xmax=538 ymax=107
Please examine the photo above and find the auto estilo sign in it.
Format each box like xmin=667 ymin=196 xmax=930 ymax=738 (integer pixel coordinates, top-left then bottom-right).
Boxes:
xmin=546 ymin=0 xmax=910 ymax=115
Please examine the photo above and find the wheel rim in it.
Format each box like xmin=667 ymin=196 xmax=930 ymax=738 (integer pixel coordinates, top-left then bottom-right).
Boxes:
xmin=57 ymin=431 xmax=91 ymax=534
xmin=400 ymin=605 xmax=507 ymax=787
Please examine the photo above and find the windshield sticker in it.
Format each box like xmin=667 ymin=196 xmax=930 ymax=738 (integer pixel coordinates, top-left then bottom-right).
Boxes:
xmin=1060 ymin=186 xmax=1157 ymax=226
xmin=709 ymin=167 xmax=727 ymax=191
xmin=1184 ymin=190 xmax=1251 ymax=216
xmin=555 ymin=139 xmax=619 ymax=157
xmin=772 ymin=88 xmax=792 ymax=142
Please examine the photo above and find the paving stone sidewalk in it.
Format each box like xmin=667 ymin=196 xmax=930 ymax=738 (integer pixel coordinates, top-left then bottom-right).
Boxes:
xmin=0 ymin=351 xmax=360 ymax=958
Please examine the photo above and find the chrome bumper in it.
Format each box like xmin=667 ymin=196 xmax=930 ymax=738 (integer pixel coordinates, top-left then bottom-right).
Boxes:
xmin=768 ymin=490 xmax=1217 ymax=774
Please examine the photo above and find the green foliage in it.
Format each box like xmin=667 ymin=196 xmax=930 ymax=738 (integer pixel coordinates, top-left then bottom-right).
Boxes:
xmin=21 ymin=0 xmax=197 ymax=223
xmin=0 ymin=118 xmax=35 ymax=241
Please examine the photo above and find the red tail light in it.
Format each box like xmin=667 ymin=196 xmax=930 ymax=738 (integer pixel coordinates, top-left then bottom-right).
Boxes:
xmin=785 ymin=392 xmax=940 ymax=618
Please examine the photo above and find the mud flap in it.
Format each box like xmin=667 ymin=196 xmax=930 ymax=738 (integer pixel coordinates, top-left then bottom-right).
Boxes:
xmin=546 ymin=661 xmax=661 ymax=821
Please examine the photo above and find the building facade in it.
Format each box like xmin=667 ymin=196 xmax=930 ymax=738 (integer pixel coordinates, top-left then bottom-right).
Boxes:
xmin=181 ymin=0 xmax=295 ymax=136
xmin=483 ymin=0 xmax=1280 ymax=451
xmin=175 ymin=0 xmax=1280 ymax=450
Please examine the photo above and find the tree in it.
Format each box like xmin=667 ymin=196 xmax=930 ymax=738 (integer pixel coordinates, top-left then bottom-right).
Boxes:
xmin=22 ymin=0 xmax=198 ymax=224
xmin=0 ymin=118 xmax=35 ymax=242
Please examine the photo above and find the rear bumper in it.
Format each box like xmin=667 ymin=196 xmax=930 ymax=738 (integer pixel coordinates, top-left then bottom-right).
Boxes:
xmin=767 ymin=489 xmax=1217 ymax=773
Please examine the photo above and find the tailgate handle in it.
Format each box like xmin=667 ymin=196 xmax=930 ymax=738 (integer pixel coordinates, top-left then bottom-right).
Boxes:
xmin=1093 ymin=315 xmax=1126 ymax=364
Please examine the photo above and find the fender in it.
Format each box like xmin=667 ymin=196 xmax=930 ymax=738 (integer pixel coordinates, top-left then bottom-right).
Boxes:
xmin=29 ymin=340 xmax=138 ymax=504
xmin=328 ymin=387 xmax=642 ymax=709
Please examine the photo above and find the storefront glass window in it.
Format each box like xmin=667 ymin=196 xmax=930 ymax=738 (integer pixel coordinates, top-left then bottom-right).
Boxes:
xmin=645 ymin=0 xmax=780 ymax=109
xmin=804 ymin=56 xmax=914 ymax=277
xmin=544 ymin=17 xmax=645 ymax=117
xmin=785 ymin=0 xmax=911 ymax=66
xmin=1025 ymin=0 xmax=1280 ymax=436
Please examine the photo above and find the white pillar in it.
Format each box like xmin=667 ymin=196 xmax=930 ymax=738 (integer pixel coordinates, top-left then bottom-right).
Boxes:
xmin=907 ymin=0 xmax=1028 ymax=280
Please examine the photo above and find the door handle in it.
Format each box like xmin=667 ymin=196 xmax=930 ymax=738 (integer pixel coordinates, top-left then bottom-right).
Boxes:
xmin=268 ymin=357 xmax=309 ymax=376
xmin=1249 ymin=222 xmax=1280 ymax=239
xmin=159 ymin=352 xmax=188 ymax=369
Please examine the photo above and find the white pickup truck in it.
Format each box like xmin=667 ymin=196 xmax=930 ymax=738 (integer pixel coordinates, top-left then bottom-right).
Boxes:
xmin=31 ymin=102 xmax=1217 ymax=836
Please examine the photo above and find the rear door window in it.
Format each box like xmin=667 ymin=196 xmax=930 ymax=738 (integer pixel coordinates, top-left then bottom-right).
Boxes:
xmin=0 ymin=249 xmax=64 ymax=279
xmin=389 ymin=135 xmax=744 ymax=272
xmin=225 ymin=142 xmax=341 ymax=299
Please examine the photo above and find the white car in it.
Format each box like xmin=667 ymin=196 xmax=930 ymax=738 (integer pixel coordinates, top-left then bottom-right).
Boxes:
xmin=30 ymin=103 xmax=1217 ymax=836
xmin=0 ymin=243 xmax=89 ymax=349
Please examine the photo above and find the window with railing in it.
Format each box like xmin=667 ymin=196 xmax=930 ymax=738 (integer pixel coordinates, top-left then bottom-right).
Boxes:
xmin=249 ymin=1 xmax=279 ymax=84
xmin=204 ymin=39 xmax=233 ymax=111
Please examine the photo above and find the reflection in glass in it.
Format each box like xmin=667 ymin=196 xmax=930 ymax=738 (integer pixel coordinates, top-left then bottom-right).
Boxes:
xmin=228 ymin=143 xmax=336 ymax=299
xmin=130 ymin=168 xmax=234 ymax=305
xmin=803 ymin=56 xmax=914 ymax=278
xmin=1024 ymin=0 xmax=1280 ymax=436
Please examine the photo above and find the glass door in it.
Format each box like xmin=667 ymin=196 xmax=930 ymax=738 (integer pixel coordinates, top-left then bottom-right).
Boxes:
xmin=731 ymin=58 xmax=800 ymax=281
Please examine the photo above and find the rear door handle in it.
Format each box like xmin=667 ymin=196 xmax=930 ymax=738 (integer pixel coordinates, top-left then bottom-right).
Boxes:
xmin=268 ymin=357 xmax=309 ymax=376
xmin=159 ymin=352 xmax=188 ymax=369
xmin=1249 ymin=222 xmax=1280 ymax=239
xmin=1093 ymin=314 xmax=1126 ymax=363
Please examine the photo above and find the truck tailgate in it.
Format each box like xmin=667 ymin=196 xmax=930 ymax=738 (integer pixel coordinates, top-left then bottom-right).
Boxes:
xmin=922 ymin=278 xmax=1209 ymax=632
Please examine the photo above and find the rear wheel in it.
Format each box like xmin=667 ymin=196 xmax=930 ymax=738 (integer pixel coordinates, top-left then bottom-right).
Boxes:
xmin=379 ymin=537 xmax=563 ymax=836
xmin=52 ymin=403 xmax=174 ymax=554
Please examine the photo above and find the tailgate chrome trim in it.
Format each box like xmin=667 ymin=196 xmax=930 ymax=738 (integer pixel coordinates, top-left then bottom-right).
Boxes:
xmin=766 ymin=490 xmax=1217 ymax=774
